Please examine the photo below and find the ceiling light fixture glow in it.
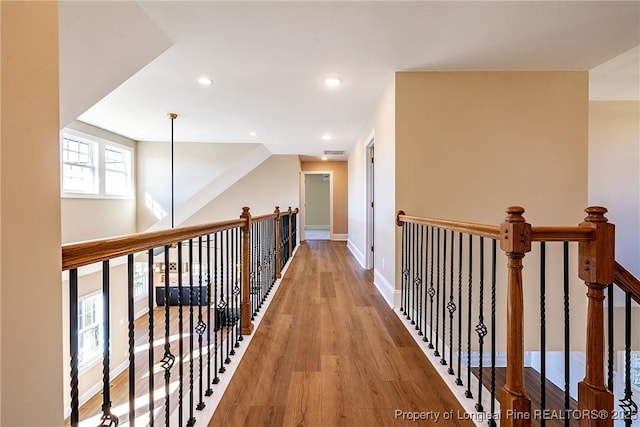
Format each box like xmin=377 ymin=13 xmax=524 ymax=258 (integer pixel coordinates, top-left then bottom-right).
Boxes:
xmin=321 ymin=156 xmax=328 ymax=161
xmin=249 ymin=131 xmax=258 ymax=137
xmin=322 ymin=134 xmax=332 ymax=141
xmin=198 ymin=76 xmax=213 ymax=85
xmin=324 ymin=77 xmax=341 ymax=88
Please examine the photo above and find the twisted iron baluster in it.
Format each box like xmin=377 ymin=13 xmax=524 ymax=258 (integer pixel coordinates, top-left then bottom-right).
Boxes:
xmin=225 ymin=229 xmax=232 ymax=365
xmin=465 ymin=235 xmax=473 ymax=399
xmin=213 ymin=233 xmax=220 ymax=384
xmin=447 ymin=230 xmax=456 ymax=372
xmin=186 ymin=241 xmax=195 ymax=426
xmin=488 ymin=239 xmax=497 ymax=427
xmin=69 ymin=268 xmax=79 ymax=427
xmin=401 ymin=223 xmax=407 ymax=315
xmin=100 ymin=260 xmax=119 ymax=426
xmin=439 ymin=228 xmax=447 ymax=364
xmin=196 ymin=236 xmax=206 ymax=411
xmin=456 ymin=232 xmax=463 ymax=386
xmin=435 ymin=228 xmax=441 ymax=357
xmin=206 ymin=234 xmax=213 ymax=396
xmin=540 ymin=242 xmax=547 ymax=427
xmin=127 ymin=255 xmax=136 ymax=426
xmin=563 ymin=241 xmax=570 ymax=427
xmin=177 ymin=242 xmax=184 ymax=425
xmin=428 ymin=226 xmax=435 ymax=349
xmin=147 ymin=249 xmax=155 ymax=427
xmin=422 ymin=225 xmax=430 ymax=343
xmin=475 ymin=237 xmax=486 ymax=412
xmin=417 ymin=224 xmax=424 ymax=336
xmin=162 ymin=245 xmax=174 ymax=427
xmin=607 ymin=282 xmax=613 ymax=392
xmin=620 ymin=291 xmax=638 ymax=426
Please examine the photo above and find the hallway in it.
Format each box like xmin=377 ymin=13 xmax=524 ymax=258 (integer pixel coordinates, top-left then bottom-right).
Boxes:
xmin=209 ymin=241 xmax=473 ymax=426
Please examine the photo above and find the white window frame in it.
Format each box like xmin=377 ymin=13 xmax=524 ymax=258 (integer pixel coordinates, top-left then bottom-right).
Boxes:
xmin=78 ymin=291 xmax=103 ymax=370
xmin=61 ymin=129 xmax=134 ymax=199
xmin=133 ymin=261 xmax=149 ymax=301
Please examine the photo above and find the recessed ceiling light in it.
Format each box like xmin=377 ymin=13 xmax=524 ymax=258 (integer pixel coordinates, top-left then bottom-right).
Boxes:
xmin=249 ymin=131 xmax=258 ymax=137
xmin=322 ymin=134 xmax=332 ymax=141
xmin=324 ymin=77 xmax=341 ymax=88
xmin=198 ymin=76 xmax=213 ymax=85
xmin=321 ymin=156 xmax=328 ymax=161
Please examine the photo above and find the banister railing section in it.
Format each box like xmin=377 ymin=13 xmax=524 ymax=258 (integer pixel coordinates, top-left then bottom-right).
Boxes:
xmin=62 ymin=206 xmax=298 ymax=427
xmin=397 ymin=206 xmax=639 ymax=427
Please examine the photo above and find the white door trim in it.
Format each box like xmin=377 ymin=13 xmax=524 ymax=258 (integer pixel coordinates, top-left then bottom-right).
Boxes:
xmin=365 ymin=131 xmax=375 ymax=269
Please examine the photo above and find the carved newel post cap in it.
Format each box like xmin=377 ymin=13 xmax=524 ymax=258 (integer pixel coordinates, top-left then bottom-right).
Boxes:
xmin=274 ymin=206 xmax=280 ymax=215
xmin=396 ymin=210 xmax=405 ymax=227
xmin=584 ymin=206 xmax=608 ymax=223
xmin=241 ymin=206 xmax=251 ymax=218
xmin=504 ymin=206 xmax=526 ymax=222
xmin=288 ymin=206 xmax=292 ymax=213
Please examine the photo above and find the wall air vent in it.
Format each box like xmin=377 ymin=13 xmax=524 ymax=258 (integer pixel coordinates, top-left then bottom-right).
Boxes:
xmin=323 ymin=150 xmax=345 ymax=156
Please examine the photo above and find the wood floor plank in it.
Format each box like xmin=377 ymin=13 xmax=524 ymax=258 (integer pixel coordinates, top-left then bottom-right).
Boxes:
xmin=206 ymin=241 xmax=475 ymax=426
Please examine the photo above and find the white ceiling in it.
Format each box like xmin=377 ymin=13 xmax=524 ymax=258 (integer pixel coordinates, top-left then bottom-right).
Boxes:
xmin=69 ymin=1 xmax=640 ymax=161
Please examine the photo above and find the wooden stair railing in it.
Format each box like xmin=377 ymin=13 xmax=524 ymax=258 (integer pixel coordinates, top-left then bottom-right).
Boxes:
xmin=397 ymin=206 xmax=640 ymax=427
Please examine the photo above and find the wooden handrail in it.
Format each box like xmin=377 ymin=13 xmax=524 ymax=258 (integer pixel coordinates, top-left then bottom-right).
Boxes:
xmin=252 ymin=213 xmax=277 ymax=222
xmin=62 ymin=218 xmax=246 ymax=271
xmin=279 ymin=207 xmax=299 ymax=217
xmin=614 ymin=261 xmax=640 ymax=305
xmin=396 ymin=212 xmax=501 ymax=239
xmin=531 ymin=226 xmax=594 ymax=242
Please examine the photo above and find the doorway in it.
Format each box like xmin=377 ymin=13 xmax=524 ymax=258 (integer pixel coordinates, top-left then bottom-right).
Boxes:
xmin=301 ymin=171 xmax=333 ymax=241
xmin=366 ymin=137 xmax=375 ymax=269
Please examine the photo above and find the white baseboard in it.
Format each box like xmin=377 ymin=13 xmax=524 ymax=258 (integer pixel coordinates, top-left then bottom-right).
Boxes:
xmin=373 ymin=269 xmax=399 ymax=309
xmin=305 ymin=225 xmax=330 ymax=230
xmin=331 ymin=233 xmax=348 ymax=241
xmin=347 ymin=240 xmax=366 ymax=269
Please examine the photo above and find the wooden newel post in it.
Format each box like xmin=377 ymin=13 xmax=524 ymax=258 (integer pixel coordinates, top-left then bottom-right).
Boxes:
xmin=240 ymin=207 xmax=254 ymax=335
xmin=578 ymin=206 xmax=614 ymax=427
xmin=288 ymin=206 xmax=293 ymax=258
xmin=500 ymin=206 xmax=532 ymax=427
xmin=274 ymin=206 xmax=282 ymax=279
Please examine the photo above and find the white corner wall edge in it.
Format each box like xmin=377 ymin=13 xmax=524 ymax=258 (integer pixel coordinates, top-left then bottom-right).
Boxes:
xmin=373 ymin=268 xmax=399 ymax=309
xmin=347 ymin=239 xmax=366 ymax=269
xmin=146 ymin=144 xmax=272 ymax=231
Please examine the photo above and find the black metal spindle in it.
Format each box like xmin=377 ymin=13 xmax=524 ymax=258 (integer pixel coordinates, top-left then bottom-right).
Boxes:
xmin=540 ymin=242 xmax=547 ymax=427
xmin=206 ymin=234 xmax=213 ymax=396
xmin=422 ymin=225 xmax=430 ymax=343
xmin=435 ymin=228 xmax=441 ymax=357
xmin=69 ymin=268 xmax=79 ymax=427
xmin=127 ymin=255 xmax=136 ymax=426
xmin=417 ymin=224 xmax=424 ymax=336
xmin=489 ymin=240 xmax=497 ymax=427
xmin=196 ymin=236 xmax=206 ymax=411
xmin=218 ymin=231 xmax=226 ymax=375
xmin=439 ymin=229 xmax=447 ymax=365
xmin=237 ymin=227 xmax=243 ymax=343
xmin=186 ymin=240 xmax=195 ymax=426
xmin=213 ymin=233 xmax=220 ymax=384
xmin=147 ymin=249 xmax=155 ymax=427
xmin=428 ymin=226 xmax=435 ymax=349
xmin=563 ymin=241 xmax=570 ymax=427
xmin=447 ymin=229 xmax=455 ymax=372
xmin=476 ymin=236 xmax=486 ymax=412
xmin=176 ymin=242 xmax=184 ymax=426
xmin=409 ymin=223 xmax=415 ymax=322
xmin=225 ymin=229 xmax=232 ymax=365
xmin=456 ymin=232 xmax=463 ymax=386
xmin=607 ymin=282 xmax=614 ymax=392
xmin=620 ymin=291 xmax=637 ymax=426
xmin=465 ymin=235 xmax=473 ymax=399
xmin=162 ymin=245 xmax=173 ymax=427
xmin=100 ymin=260 xmax=118 ymax=425
xmin=401 ymin=223 xmax=407 ymax=314
xmin=232 ymin=227 xmax=239 ymax=350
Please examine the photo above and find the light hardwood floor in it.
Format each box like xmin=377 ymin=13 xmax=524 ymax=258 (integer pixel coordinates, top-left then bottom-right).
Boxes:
xmin=209 ymin=241 xmax=474 ymax=426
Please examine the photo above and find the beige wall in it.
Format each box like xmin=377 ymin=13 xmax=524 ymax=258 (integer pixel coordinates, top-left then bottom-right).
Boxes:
xmin=185 ymin=155 xmax=300 ymax=225
xmin=62 ymin=121 xmax=137 ymax=243
xmin=589 ymin=101 xmax=640 ymax=277
xmin=1 ymin=2 xmax=64 ymax=424
xmin=395 ymin=71 xmax=588 ymax=225
xmin=137 ymin=141 xmax=259 ymax=231
xmin=301 ymin=161 xmax=348 ymax=235
xmin=303 ymin=174 xmax=330 ymax=227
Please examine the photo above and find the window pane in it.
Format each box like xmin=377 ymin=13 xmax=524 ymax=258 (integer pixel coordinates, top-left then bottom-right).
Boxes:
xmin=62 ymin=136 xmax=97 ymax=194
xmin=104 ymin=146 xmax=130 ymax=195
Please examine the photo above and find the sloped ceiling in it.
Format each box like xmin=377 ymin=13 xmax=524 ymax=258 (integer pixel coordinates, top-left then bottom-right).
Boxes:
xmin=61 ymin=1 xmax=639 ymax=160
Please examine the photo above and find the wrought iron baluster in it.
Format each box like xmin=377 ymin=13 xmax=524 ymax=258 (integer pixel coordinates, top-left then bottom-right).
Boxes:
xmin=465 ymin=235 xmax=473 ymax=399
xmin=206 ymin=234 xmax=214 ymax=396
xmin=422 ymin=225 xmax=430 ymax=343
xmin=127 ymin=255 xmax=136 ymax=426
xmin=417 ymin=224 xmax=424 ymax=336
xmin=232 ymin=227 xmax=240 ymax=349
xmin=563 ymin=241 xmax=570 ymax=427
xmin=476 ymin=236 xmax=486 ymax=412
xmin=162 ymin=245 xmax=174 ymax=427
xmin=176 ymin=242 xmax=184 ymax=426
xmin=401 ymin=222 xmax=407 ymax=315
xmin=447 ymin=229 xmax=456 ymax=372
xmin=439 ymin=228 xmax=448 ymax=364
xmin=489 ymin=239 xmax=497 ymax=427
xmin=456 ymin=232 xmax=463 ymax=386
xmin=428 ymin=226 xmax=435 ymax=349
xmin=540 ymin=242 xmax=547 ymax=427
xmin=620 ymin=291 xmax=638 ymax=426
xmin=213 ymin=233 xmax=220 ymax=384
xmin=225 ymin=229 xmax=232 ymax=365
xmin=147 ymin=249 xmax=155 ymax=427
xmin=99 ymin=260 xmax=118 ymax=426
xmin=411 ymin=222 xmax=418 ymax=324
xmin=69 ymin=268 xmax=79 ymax=427
xmin=218 ymin=231 xmax=226 ymax=375
xmin=196 ymin=236 xmax=206 ymax=411
xmin=237 ymin=227 xmax=243 ymax=343
xmin=435 ymin=228 xmax=441 ymax=357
